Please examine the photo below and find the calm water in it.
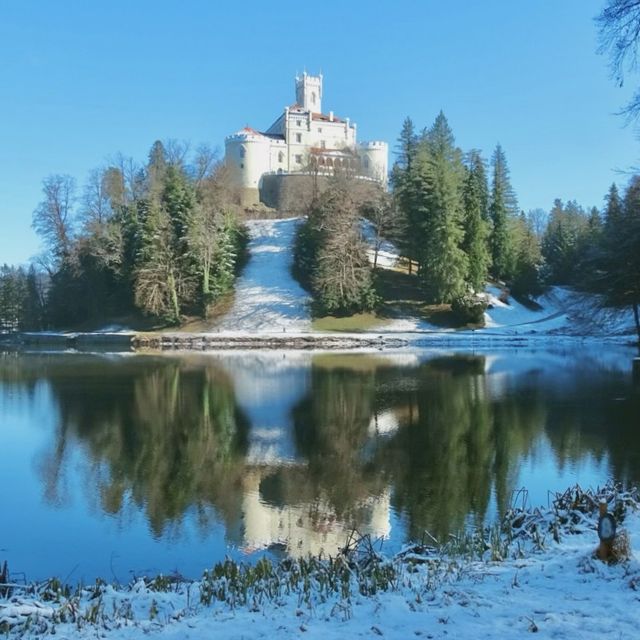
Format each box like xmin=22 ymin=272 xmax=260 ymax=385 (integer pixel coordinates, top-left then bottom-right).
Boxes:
xmin=1 ymin=346 xmax=638 ymax=583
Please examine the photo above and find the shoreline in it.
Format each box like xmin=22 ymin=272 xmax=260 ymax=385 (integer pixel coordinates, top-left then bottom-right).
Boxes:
xmin=1 ymin=329 xmax=637 ymax=352
xmin=1 ymin=485 xmax=638 ymax=639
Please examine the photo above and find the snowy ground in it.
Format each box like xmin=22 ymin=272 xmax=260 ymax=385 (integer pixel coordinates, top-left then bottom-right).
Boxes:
xmin=208 ymin=217 xmax=637 ymax=341
xmin=2 ymin=487 xmax=639 ymax=639
xmin=214 ymin=218 xmax=311 ymax=333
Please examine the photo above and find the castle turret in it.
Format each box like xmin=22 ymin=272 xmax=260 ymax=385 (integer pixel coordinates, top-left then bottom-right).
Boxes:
xmin=295 ymin=72 xmax=322 ymax=112
xmin=225 ymin=127 xmax=272 ymax=206
xmin=358 ymin=141 xmax=389 ymax=186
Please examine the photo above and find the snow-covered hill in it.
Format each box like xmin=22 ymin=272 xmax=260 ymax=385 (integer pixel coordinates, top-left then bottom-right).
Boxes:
xmin=214 ymin=218 xmax=311 ymax=332
xmin=210 ymin=217 xmax=636 ymax=340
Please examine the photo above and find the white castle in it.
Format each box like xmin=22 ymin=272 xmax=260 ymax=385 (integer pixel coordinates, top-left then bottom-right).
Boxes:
xmin=225 ymin=72 xmax=388 ymax=206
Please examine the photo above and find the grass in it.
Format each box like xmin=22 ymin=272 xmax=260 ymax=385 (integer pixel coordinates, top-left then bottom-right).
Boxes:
xmin=311 ymin=313 xmax=390 ymax=332
xmin=374 ymin=269 xmax=468 ymax=329
xmin=1 ymin=484 xmax=637 ymax=636
xmin=311 ymin=268 xmax=466 ymax=332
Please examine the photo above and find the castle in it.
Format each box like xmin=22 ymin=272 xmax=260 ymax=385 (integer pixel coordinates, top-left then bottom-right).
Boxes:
xmin=224 ymin=72 xmax=388 ymax=207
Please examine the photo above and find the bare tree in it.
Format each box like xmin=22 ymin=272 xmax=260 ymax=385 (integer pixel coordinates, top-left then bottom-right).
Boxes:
xmin=361 ymin=190 xmax=403 ymax=270
xmin=526 ymin=208 xmax=549 ymax=239
xmin=164 ymin=139 xmax=191 ymax=168
xmin=32 ymin=174 xmax=76 ymax=264
xmin=110 ymin=153 xmax=144 ymax=203
xmin=81 ymin=168 xmax=112 ymax=228
xmin=597 ymin=0 xmax=640 ymax=118
xmin=192 ymin=144 xmax=220 ymax=188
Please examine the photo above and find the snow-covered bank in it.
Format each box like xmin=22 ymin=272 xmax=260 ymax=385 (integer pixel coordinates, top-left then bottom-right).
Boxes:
xmin=2 ymin=485 xmax=639 ymax=639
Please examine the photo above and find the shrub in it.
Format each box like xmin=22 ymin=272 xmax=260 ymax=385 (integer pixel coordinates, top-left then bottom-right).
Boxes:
xmin=451 ymin=293 xmax=487 ymax=325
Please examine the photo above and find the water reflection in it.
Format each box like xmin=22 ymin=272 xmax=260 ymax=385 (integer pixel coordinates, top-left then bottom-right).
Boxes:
xmin=0 ymin=347 xmax=638 ymax=579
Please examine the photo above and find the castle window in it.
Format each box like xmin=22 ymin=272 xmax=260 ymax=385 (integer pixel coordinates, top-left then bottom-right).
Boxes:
xmin=240 ymin=163 xmax=244 ymax=169
xmin=311 ymin=92 xmax=316 ymax=105
xmin=296 ymin=120 xmax=301 ymax=127
xmin=239 ymin=146 xmax=246 ymax=159
xmin=319 ymin=157 xmax=326 ymax=166
xmin=295 ymin=154 xmax=302 ymax=164
xmin=296 ymin=133 xmax=302 ymax=143
xmin=320 ymin=140 xmax=326 ymax=149
xmin=318 ymin=127 xmax=322 ymax=133
xmin=278 ymin=151 xmax=284 ymax=163
xmin=363 ymin=157 xmax=370 ymax=169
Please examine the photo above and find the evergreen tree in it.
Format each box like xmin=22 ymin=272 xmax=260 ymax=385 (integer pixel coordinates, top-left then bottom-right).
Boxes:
xmin=394 ymin=117 xmax=418 ymax=170
xmin=295 ymin=174 xmax=377 ymax=314
xmin=604 ymin=182 xmax=623 ymax=230
xmin=509 ymin=212 xmax=544 ymax=297
xmin=134 ymin=202 xmax=184 ymax=323
xmin=489 ymin=144 xmax=518 ymax=280
xmin=601 ymin=176 xmax=640 ymax=341
xmin=461 ymin=150 xmax=491 ymax=292
xmin=394 ymin=151 xmax=425 ymax=275
xmin=542 ymin=199 xmax=591 ymax=284
xmin=22 ymin=265 xmax=45 ymax=330
xmin=419 ymin=112 xmax=468 ymax=302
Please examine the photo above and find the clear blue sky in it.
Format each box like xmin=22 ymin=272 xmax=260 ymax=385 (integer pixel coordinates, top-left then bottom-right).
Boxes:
xmin=0 ymin=0 xmax=637 ymax=265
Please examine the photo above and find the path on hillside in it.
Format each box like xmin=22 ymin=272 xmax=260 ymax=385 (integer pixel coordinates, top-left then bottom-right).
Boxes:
xmin=214 ymin=218 xmax=312 ymax=333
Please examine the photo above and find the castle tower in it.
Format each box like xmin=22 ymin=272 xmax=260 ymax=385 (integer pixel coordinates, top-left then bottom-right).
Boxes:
xmin=225 ymin=127 xmax=272 ymax=206
xmin=359 ymin=141 xmax=389 ymax=187
xmin=295 ymin=72 xmax=322 ymax=112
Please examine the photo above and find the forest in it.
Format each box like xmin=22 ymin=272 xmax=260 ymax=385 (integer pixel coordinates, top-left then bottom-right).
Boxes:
xmin=293 ymin=112 xmax=640 ymax=336
xmin=1 ymin=121 xmax=640 ymax=339
xmin=1 ymin=140 xmax=246 ymax=332
xmin=1 ymin=2 xmax=640 ymax=340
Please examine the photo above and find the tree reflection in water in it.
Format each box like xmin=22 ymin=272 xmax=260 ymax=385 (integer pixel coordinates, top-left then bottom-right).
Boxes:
xmin=1 ymin=349 xmax=638 ymax=562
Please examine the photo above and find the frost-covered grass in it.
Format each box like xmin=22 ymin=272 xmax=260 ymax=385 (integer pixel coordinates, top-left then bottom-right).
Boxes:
xmin=2 ymin=484 xmax=639 ymax=639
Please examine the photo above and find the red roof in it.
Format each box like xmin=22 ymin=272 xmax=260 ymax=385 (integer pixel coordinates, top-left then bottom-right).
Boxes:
xmin=312 ymin=112 xmax=344 ymax=123
xmin=241 ymin=126 xmax=261 ymax=135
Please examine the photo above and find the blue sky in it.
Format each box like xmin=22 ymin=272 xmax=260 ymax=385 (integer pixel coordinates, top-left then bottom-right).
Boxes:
xmin=0 ymin=0 xmax=637 ymax=265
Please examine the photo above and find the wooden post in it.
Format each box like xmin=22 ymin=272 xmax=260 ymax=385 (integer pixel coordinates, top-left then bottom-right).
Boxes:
xmin=597 ymin=502 xmax=616 ymax=562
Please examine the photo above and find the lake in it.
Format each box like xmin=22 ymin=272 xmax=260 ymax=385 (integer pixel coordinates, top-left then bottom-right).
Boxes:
xmin=1 ymin=345 xmax=638 ymax=583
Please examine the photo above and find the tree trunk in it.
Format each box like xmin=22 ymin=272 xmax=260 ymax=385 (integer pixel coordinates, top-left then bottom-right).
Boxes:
xmin=168 ymin=273 xmax=180 ymax=323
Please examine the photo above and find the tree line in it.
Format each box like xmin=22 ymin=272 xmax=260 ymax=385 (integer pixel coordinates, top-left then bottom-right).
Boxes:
xmin=392 ymin=113 xmax=543 ymax=306
xmin=1 ymin=140 xmax=246 ymax=331
xmin=293 ymin=112 xmax=543 ymax=322
xmin=292 ymin=110 xmax=640 ymax=339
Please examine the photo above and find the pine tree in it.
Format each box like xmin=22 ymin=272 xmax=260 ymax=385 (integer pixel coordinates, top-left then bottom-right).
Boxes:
xmin=395 ymin=117 xmax=418 ymax=170
xmin=601 ymin=176 xmax=640 ymax=341
xmin=509 ymin=213 xmax=544 ymax=297
xmin=604 ymin=182 xmax=623 ymax=231
xmin=542 ymin=199 xmax=591 ymax=284
xmin=397 ymin=143 xmax=431 ymax=275
xmin=462 ymin=150 xmax=491 ymax=292
xmin=419 ymin=112 xmax=468 ymax=303
xmin=489 ymin=144 xmax=518 ymax=281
